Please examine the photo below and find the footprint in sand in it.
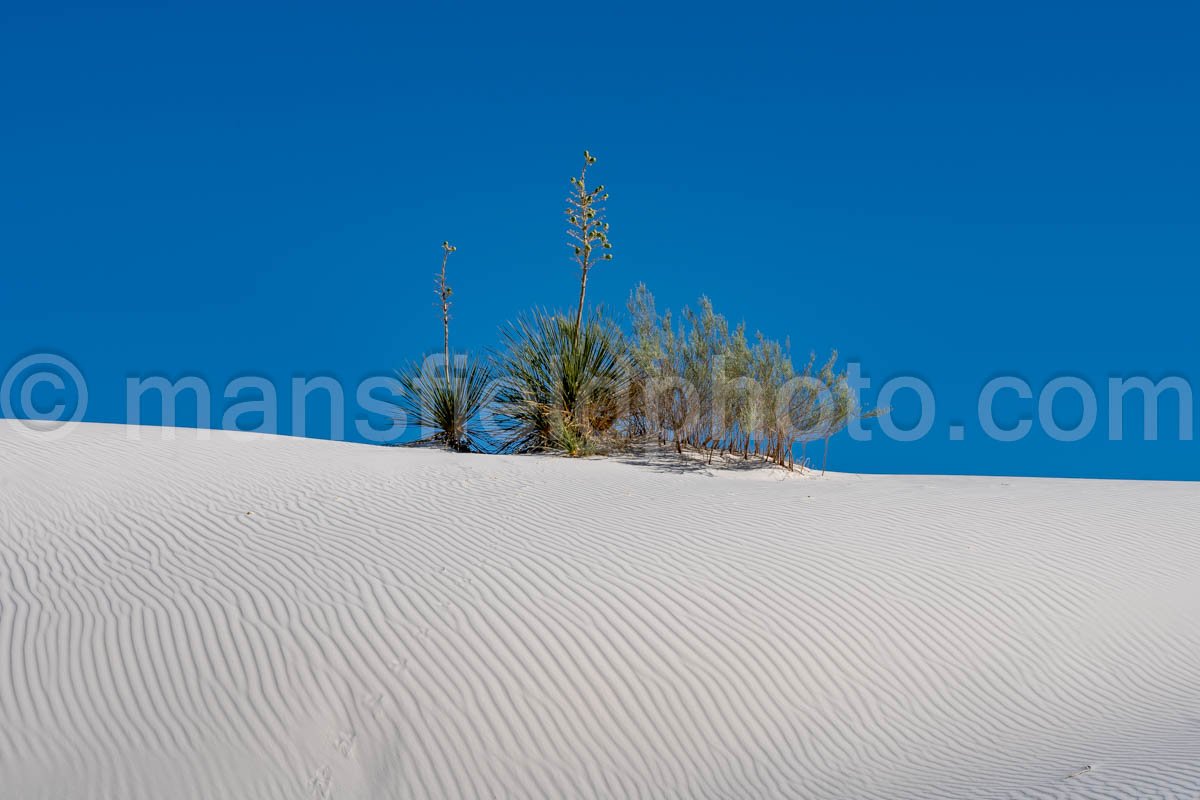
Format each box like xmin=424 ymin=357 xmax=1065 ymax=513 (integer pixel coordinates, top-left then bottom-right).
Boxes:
xmin=364 ymin=693 xmax=385 ymax=720
xmin=334 ymin=730 xmax=356 ymax=758
xmin=308 ymin=765 xmax=332 ymax=799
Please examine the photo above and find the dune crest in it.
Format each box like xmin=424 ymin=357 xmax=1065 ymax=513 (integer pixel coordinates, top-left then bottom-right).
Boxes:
xmin=2 ymin=424 xmax=1198 ymax=799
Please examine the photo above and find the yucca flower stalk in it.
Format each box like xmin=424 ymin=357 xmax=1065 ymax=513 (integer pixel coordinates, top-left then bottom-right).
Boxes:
xmin=437 ymin=241 xmax=456 ymax=383
xmin=567 ymin=150 xmax=613 ymax=337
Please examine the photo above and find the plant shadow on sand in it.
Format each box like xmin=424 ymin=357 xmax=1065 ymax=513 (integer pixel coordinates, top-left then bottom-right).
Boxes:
xmin=607 ymin=440 xmax=816 ymax=477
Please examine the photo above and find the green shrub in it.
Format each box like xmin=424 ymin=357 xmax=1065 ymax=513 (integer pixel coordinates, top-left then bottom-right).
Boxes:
xmin=626 ymin=283 xmax=865 ymax=471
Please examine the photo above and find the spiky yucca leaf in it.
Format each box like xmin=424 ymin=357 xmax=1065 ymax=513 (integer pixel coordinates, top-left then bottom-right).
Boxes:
xmin=493 ymin=310 xmax=629 ymax=455
xmin=395 ymin=358 xmax=493 ymax=452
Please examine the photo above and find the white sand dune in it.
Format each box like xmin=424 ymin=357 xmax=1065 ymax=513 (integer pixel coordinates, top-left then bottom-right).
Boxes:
xmin=1 ymin=424 xmax=1198 ymax=799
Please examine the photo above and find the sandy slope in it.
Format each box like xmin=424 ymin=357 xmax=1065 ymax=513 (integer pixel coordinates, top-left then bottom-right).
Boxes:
xmin=1 ymin=424 xmax=1198 ymax=799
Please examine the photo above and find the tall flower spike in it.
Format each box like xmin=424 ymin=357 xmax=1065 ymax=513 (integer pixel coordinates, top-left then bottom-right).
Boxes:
xmin=566 ymin=151 xmax=613 ymax=336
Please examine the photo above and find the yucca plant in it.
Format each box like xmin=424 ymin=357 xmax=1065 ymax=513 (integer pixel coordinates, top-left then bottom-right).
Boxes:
xmin=395 ymin=357 xmax=493 ymax=452
xmin=394 ymin=241 xmax=492 ymax=452
xmin=493 ymin=309 xmax=630 ymax=455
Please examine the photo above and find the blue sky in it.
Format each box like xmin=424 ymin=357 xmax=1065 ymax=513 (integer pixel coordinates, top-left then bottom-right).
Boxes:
xmin=2 ymin=1 xmax=1197 ymax=479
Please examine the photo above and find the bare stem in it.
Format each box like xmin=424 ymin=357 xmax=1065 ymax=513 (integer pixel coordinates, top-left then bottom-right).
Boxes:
xmin=439 ymin=241 xmax=455 ymax=384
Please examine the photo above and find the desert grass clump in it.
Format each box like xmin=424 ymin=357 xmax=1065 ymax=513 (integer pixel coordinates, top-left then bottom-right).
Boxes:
xmin=394 ymin=241 xmax=493 ymax=451
xmin=493 ymin=309 xmax=629 ymax=456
